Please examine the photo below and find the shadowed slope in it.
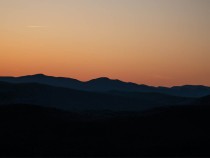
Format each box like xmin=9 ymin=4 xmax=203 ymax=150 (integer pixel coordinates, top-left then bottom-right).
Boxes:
xmin=0 ymin=100 xmax=210 ymax=156
xmin=0 ymin=81 xmax=193 ymax=111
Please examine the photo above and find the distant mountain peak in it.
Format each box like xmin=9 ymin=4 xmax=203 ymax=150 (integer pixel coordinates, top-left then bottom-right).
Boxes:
xmin=95 ymin=77 xmax=111 ymax=80
xmin=88 ymin=77 xmax=124 ymax=83
xmin=31 ymin=74 xmax=47 ymax=77
xmin=88 ymin=77 xmax=110 ymax=82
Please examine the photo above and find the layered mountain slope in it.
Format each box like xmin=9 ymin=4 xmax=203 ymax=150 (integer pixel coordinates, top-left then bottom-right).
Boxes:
xmin=0 ymin=81 xmax=193 ymax=111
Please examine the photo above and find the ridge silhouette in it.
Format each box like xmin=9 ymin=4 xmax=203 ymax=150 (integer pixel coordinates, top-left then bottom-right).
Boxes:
xmin=0 ymin=74 xmax=210 ymax=97
xmin=0 ymin=81 xmax=194 ymax=111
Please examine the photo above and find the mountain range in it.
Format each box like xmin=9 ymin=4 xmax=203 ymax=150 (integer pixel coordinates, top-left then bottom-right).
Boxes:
xmin=1 ymin=74 xmax=210 ymax=156
xmin=0 ymin=81 xmax=194 ymax=111
xmin=0 ymin=74 xmax=210 ymax=97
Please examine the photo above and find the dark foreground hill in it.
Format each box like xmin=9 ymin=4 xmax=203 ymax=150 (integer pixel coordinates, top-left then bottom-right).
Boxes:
xmin=0 ymin=101 xmax=210 ymax=156
xmin=1 ymin=74 xmax=210 ymax=97
xmin=0 ymin=81 xmax=193 ymax=111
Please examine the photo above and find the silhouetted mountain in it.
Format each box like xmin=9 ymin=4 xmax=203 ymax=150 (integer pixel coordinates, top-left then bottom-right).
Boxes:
xmin=0 ymin=74 xmax=210 ymax=97
xmin=85 ymin=77 xmax=159 ymax=94
xmin=107 ymin=91 xmax=194 ymax=105
xmin=0 ymin=76 xmax=210 ymax=156
xmin=169 ymin=85 xmax=210 ymax=97
xmin=0 ymin=103 xmax=210 ymax=156
xmin=0 ymin=74 xmax=84 ymax=90
xmin=0 ymin=81 xmax=193 ymax=111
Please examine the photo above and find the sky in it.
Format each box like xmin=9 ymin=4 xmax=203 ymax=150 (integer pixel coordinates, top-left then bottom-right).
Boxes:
xmin=0 ymin=0 xmax=209 ymax=86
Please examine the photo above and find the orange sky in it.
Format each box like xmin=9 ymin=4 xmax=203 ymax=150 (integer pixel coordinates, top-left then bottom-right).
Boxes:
xmin=0 ymin=0 xmax=210 ymax=86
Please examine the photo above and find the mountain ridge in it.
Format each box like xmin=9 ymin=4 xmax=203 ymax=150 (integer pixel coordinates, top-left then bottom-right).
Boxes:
xmin=0 ymin=81 xmax=194 ymax=111
xmin=0 ymin=74 xmax=210 ymax=97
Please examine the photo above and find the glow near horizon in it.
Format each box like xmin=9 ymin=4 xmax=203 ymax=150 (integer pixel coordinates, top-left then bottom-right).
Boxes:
xmin=0 ymin=0 xmax=209 ymax=86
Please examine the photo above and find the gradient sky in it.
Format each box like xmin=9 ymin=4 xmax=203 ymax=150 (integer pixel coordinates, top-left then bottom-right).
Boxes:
xmin=0 ymin=0 xmax=209 ymax=86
